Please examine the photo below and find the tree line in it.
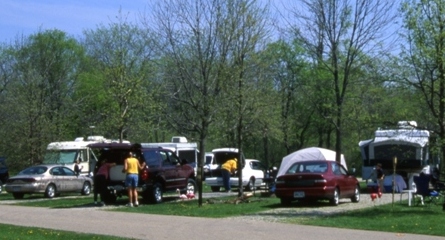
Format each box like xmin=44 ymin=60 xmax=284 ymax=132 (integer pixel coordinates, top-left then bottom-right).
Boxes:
xmin=0 ymin=0 xmax=444 ymax=180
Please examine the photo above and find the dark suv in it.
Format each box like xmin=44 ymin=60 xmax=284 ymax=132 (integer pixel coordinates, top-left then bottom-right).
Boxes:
xmin=88 ymin=143 xmax=196 ymax=204
xmin=0 ymin=157 xmax=9 ymax=193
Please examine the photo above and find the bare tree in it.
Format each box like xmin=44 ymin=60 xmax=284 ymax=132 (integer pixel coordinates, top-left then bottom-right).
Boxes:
xmin=145 ymin=0 xmax=271 ymax=203
xmin=287 ymin=0 xmax=398 ymax=160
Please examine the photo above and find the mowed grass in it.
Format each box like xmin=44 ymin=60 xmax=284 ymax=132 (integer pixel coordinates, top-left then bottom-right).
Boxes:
xmin=285 ymin=202 xmax=445 ymax=237
xmin=0 ymin=223 xmax=128 ymax=240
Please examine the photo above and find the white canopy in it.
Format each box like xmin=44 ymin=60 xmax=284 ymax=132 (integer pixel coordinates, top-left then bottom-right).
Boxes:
xmin=277 ymin=147 xmax=347 ymax=177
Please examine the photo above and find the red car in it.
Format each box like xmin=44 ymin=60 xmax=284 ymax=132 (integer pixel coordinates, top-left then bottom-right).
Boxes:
xmin=275 ymin=160 xmax=360 ymax=206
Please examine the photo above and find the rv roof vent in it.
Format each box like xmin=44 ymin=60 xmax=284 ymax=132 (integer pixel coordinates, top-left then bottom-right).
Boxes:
xmin=74 ymin=137 xmax=85 ymax=142
xmin=87 ymin=136 xmax=105 ymax=142
xmin=397 ymin=121 xmax=417 ymax=129
xmin=172 ymin=136 xmax=188 ymax=143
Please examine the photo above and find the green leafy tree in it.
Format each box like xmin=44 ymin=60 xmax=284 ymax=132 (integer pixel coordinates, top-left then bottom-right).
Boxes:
xmin=400 ymin=0 xmax=445 ymax=175
xmin=82 ymin=13 xmax=158 ymax=142
xmin=288 ymin=0 xmax=398 ymax=161
xmin=1 ymin=30 xmax=86 ymax=169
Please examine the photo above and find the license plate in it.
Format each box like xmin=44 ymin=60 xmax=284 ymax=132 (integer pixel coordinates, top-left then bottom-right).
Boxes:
xmin=293 ymin=191 xmax=305 ymax=198
xmin=12 ymin=186 xmax=21 ymax=191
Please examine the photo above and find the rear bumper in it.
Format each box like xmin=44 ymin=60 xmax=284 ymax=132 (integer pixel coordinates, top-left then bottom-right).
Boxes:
xmin=275 ymin=185 xmax=336 ymax=200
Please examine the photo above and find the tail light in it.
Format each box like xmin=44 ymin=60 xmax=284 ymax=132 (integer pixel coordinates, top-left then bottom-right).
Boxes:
xmin=141 ymin=168 xmax=149 ymax=181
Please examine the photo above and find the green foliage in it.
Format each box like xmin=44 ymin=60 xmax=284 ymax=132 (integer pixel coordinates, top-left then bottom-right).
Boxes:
xmin=0 ymin=0 xmax=441 ymax=178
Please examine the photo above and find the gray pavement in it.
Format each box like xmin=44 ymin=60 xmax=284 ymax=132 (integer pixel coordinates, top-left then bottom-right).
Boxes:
xmin=0 ymin=203 xmax=443 ymax=240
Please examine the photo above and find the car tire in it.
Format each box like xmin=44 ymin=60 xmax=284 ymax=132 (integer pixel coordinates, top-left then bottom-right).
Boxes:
xmin=211 ymin=186 xmax=220 ymax=192
xmin=81 ymin=182 xmax=91 ymax=195
xmin=280 ymin=197 xmax=292 ymax=206
xmin=330 ymin=188 xmax=339 ymax=206
xmin=187 ymin=179 xmax=197 ymax=194
xmin=245 ymin=178 xmax=255 ymax=191
xmin=149 ymin=182 xmax=163 ymax=204
xmin=351 ymin=185 xmax=360 ymax=203
xmin=12 ymin=193 xmax=24 ymax=199
xmin=45 ymin=184 xmax=56 ymax=198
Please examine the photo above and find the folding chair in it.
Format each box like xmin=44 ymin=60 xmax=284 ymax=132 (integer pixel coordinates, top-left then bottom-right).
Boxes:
xmin=413 ymin=174 xmax=441 ymax=206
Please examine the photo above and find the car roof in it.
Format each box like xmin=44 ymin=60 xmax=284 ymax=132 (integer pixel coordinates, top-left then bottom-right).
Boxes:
xmin=30 ymin=164 xmax=65 ymax=168
xmin=212 ymin=148 xmax=238 ymax=153
xmin=87 ymin=142 xmax=133 ymax=149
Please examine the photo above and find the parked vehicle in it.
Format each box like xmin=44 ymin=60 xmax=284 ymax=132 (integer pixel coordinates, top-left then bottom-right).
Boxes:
xmin=43 ymin=136 xmax=128 ymax=176
xmin=275 ymin=160 xmax=360 ymax=206
xmin=142 ymin=136 xmax=198 ymax=177
xmin=0 ymin=157 xmax=9 ymax=193
xmin=203 ymin=152 xmax=216 ymax=179
xmin=204 ymin=148 xmax=264 ymax=192
xmin=359 ymin=121 xmax=439 ymax=183
xmin=5 ymin=164 xmax=92 ymax=199
xmin=88 ymin=142 xmax=196 ymax=204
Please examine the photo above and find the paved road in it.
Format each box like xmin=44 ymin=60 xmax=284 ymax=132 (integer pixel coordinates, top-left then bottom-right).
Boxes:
xmin=0 ymin=198 xmax=443 ymax=240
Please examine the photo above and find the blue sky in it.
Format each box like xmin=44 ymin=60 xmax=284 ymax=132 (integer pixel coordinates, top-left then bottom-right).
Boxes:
xmin=0 ymin=0 xmax=147 ymax=42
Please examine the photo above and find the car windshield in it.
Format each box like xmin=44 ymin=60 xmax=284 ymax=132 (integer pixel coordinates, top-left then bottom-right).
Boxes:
xmin=286 ymin=162 xmax=328 ymax=174
xmin=205 ymin=155 xmax=213 ymax=165
xmin=43 ymin=150 xmax=78 ymax=164
xmin=19 ymin=166 xmax=48 ymax=175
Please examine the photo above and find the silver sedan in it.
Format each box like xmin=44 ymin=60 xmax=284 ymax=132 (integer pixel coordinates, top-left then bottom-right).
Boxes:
xmin=5 ymin=164 xmax=92 ymax=199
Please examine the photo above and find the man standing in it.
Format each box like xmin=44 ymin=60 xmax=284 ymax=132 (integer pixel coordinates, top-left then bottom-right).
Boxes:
xmin=221 ymin=158 xmax=237 ymax=193
xmin=376 ymin=163 xmax=385 ymax=192
xmin=122 ymin=152 xmax=145 ymax=207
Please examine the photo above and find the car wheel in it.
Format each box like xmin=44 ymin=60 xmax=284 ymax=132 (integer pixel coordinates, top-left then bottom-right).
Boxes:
xmin=81 ymin=182 xmax=91 ymax=195
xmin=187 ymin=179 xmax=196 ymax=194
xmin=12 ymin=193 xmax=24 ymax=199
xmin=211 ymin=186 xmax=220 ymax=192
xmin=351 ymin=185 xmax=360 ymax=203
xmin=330 ymin=188 xmax=339 ymax=206
xmin=280 ymin=197 xmax=292 ymax=206
xmin=245 ymin=178 xmax=255 ymax=191
xmin=45 ymin=184 xmax=56 ymax=198
xmin=150 ymin=183 xmax=163 ymax=204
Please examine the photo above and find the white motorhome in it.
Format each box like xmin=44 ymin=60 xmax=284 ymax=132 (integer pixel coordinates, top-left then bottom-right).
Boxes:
xmin=43 ymin=136 xmax=128 ymax=176
xmin=141 ymin=136 xmax=198 ymax=176
xmin=359 ymin=121 xmax=440 ymax=184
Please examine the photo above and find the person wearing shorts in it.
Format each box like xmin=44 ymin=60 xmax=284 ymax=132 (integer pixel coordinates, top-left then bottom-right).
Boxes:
xmin=123 ymin=151 xmax=145 ymax=207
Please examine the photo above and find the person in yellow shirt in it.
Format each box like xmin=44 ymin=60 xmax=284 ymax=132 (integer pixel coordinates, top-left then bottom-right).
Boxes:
xmin=221 ymin=158 xmax=237 ymax=193
xmin=123 ymin=151 xmax=145 ymax=207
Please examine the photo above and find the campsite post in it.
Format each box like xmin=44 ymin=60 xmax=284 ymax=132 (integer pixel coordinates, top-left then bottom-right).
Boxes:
xmin=392 ymin=157 xmax=397 ymax=208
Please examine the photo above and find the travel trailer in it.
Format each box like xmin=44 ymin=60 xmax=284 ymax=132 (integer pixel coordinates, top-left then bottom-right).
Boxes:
xmin=359 ymin=121 xmax=440 ymax=182
xmin=43 ymin=136 xmax=129 ymax=176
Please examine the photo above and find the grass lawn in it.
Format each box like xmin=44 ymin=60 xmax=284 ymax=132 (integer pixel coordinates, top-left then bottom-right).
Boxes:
xmin=285 ymin=202 xmax=445 ymax=237
xmin=0 ymin=223 xmax=127 ymax=240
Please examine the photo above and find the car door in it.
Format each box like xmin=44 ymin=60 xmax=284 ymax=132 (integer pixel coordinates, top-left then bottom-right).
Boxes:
xmin=49 ymin=167 xmax=66 ymax=192
xmin=159 ymin=150 xmax=182 ymax=188
xmin=248 ymin=160 xmax=265 ymax=186
xmin=169 ymin=151 xmax=189 ymax=187
xmin=331 ymin=162 xmax=354 ymax=196
xmin=61 ymin=166 xmax=82 ymax=192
